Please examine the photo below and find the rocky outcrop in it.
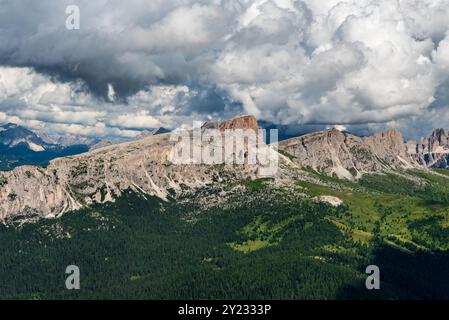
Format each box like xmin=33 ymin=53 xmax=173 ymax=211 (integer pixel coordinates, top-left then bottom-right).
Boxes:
xmin=407 ymin=129 xmax=449 ymax=168
xmin=418 ymin=129 xmax=449 ymax=154
xmin=406 ymin=140 xmax=418 ymax=154
xmin=278 ymin=129 xmax=416 ymax=179
xmin=314 ymin=195 xmax=344 ymax=207
xmin=202 ymin=115 xmax=259 ymax=131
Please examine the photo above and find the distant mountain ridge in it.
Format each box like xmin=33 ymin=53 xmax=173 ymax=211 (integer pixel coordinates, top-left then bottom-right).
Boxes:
xmin=0 ymin=122 xmax=175 ymax=171
xmin=0 ymin=123 xmax=49 ymax=151
xmin=0 ymin=123 xmax=89 ymax=170
xmin=406 ymin=129 xmax=449 ymax=168
xmin=135 ymin=127 xmax=171 ymax=140
xmin=42 ymin=134 xmax=100 ymax=148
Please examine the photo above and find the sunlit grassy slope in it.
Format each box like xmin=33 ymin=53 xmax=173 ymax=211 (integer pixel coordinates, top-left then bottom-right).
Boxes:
xmin=296 ymin=169 xmax=449 ymax=252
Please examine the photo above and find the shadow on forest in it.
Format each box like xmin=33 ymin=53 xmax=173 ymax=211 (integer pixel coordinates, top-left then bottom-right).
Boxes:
xmin=337 ymin=244 xmax=449 ymax=300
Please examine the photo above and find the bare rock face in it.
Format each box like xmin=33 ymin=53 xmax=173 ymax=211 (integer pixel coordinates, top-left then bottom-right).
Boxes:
xmin=314 ymin=195 xmax=344 ymax=207
xmin=408 ymin=129 xmax=449 ymax=168
xmin=0 ymin=134 xmax=180 ymax=220
xmin=406 ymin=140 xmax=418 ymax=154
xmin=424 ymin=129 xmax=449 ymax=153
xmin=0 ymin=117 xmax=280 ymax=221
xmin=279 ymin=129 xmax=416 ymax=179
xmin=364 ymin=130 xmax=413 ymax=166
xmin=202 ymin=115 xmax=259 ymax=131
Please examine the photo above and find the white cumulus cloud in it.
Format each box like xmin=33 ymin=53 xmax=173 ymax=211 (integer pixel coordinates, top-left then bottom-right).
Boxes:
xmin=0 ymin=0 xmax=449 ymax=140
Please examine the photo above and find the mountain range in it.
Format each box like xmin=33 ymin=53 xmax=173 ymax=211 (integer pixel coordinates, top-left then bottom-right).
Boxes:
xmin=0 ymin=123 xmax=92 ymax=171
xmin=1 ymin=115 xmax=449 ymax=221
xmin=0 ymin=123 xmax=173 ymax=171
xmin=4 ymin=116 xmax=449 ymax=299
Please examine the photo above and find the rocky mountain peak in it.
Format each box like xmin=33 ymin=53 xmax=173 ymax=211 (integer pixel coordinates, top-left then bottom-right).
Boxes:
xmin=202 ymin=115 xmax=259 ymax=131
xmin=416 ymin=128 xmax=449 ymax=154
xmin=430 ymin=128 xmax=449 ymax=150
xmin=0 ymin=123 xmax=47 ymax=149
xmin=409 ymin=128 xmax=449 ymax=168
xmin=367 ymin=130 xmax=407 ymax=155
xmin=377 ymin=129 xmax=403 ymax=139
xmin=279 ymin=128 xmax=415 ymax=180
xmin=431 ymin=128 xmax=446 ymax=139
xmin=136 ymin=127 xmax=171 ymax=140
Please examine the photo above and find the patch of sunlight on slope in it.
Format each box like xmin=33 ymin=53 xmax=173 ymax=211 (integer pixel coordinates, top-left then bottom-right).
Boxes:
xmin=229 ymin=239 xmax=273 ymax=253
xmin=297 ymin=170 xmax=449 ymax=252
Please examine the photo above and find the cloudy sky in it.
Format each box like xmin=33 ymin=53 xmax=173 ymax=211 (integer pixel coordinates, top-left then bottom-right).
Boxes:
xmin=1 ymin=0 xmax=449 ymax=141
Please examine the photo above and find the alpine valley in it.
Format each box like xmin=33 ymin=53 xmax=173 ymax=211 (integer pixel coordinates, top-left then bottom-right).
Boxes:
xmin=3 ymin=116 xmax=449 ymax=299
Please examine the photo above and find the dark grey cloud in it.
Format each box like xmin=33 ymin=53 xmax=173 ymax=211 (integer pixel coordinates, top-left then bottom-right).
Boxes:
xmin=0 ymin=0 xmax=227 ymax=97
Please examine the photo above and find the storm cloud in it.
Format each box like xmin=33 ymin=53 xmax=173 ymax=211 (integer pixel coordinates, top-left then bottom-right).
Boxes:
xmin=1 ymin=0 xmax=449 ymax=140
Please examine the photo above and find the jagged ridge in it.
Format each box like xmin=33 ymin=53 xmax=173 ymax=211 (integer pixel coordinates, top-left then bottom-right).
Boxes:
xmin=278 ymin=128 xmax=416 ymax=179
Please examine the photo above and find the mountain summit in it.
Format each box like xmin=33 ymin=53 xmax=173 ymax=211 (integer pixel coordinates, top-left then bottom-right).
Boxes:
xmin=202 ymin=115 xmax=259 ymax=131
xmin=407 ymin=129 xmax=449 ymax=168
xmin=0 ymin=123 xmax=89 ymax=171
xmin=0 ymin=123 xmax=48 ymax=152
xmin=278 ymin=128 xmax=415 ymax=179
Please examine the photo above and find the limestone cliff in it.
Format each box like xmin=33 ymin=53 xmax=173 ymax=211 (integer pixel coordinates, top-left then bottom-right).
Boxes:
xmin=202 ymin=115 xmax=259 ymax=131
xmin=0 ymin=116 xmax=276 ymax=221
xmin=278 ymin=128 xmax=416 ymax=179
xmin=409 ymin=129 xmax=449 ymax=168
